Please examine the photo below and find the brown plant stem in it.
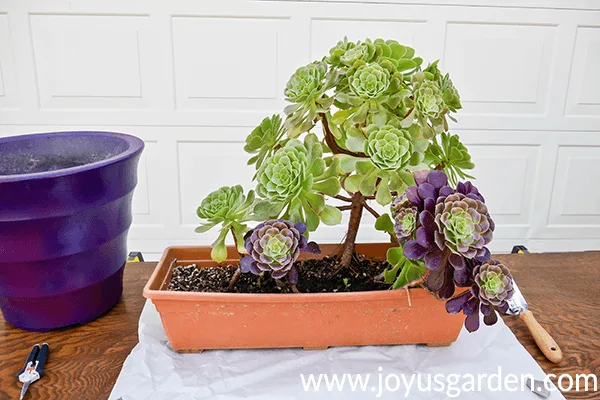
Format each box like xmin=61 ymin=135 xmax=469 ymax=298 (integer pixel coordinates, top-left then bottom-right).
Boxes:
xmin=319 ymin=113 xmax=368 ymax=158
xmin=228 ymin=269 xmax=241 ymax=292
xmin=337 ymin=205 xmax=353 ymax=211
xmin=256 ymin=273 xmax=265 ymax=288
xmin=334 ymin=194 xmax=353 ymax=202
xmin=362 ymin=201 xmax=380 ymax=219
xmin=338 ymin=191 xmax=364 ymax=270
xmin=227 ymin=227 xmax=245 ymax=292
xmin=363 ymin=199 xmax=397 ymax=243
xmin=407 ymin=273 xmax=427 ymax=288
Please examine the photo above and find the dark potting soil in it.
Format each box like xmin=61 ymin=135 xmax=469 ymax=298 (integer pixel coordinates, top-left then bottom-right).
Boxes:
xmin=167 ymin=253 xmax=392 ymax=294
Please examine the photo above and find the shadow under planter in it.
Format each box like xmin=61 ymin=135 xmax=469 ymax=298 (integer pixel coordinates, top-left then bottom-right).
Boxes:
xmin=144 ymin=243 xmax=464 ymax=352
xmin=0 ymin=131 xmax=144 ymax=331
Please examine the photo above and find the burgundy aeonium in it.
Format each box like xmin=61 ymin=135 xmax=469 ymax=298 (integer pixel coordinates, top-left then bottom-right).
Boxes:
xmin=445 ymin=259 xmax=514 ymax=332
xmin=434 ymin=193 xmax=493 ymax=259
xmin=391 ymin=196 xmax=418 ymax=242
xmin=402 ymin=169 xmax=456 ymax=270
xmin=395 ymin=170 xmax=495 ymax=299
xmin=240 ymin=220 xmax=320 ymax=283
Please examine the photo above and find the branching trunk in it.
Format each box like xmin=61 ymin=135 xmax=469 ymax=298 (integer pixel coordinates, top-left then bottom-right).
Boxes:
xmin=318 ymin=113 xmax=369 ymax=271
xmin=339 ymin=191 xmax=364 ymax=269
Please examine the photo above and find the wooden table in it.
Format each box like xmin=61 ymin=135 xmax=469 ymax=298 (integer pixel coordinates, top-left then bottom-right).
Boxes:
xmin=1 ymin=252 xmax=598 ymax=399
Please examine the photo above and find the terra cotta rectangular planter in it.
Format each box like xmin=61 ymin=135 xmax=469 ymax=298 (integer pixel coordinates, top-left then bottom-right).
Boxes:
xmin=143 ymin=243 xmax=463 ymax=352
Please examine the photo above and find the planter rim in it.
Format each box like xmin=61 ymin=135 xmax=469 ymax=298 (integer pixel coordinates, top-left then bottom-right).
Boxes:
xmin=144 ymin=285 xmax=425 ymax=303
xmin=0 ymin=131 xmax=144 ymax=182
xmin=143 ymin=245 xmax=449 ymax=304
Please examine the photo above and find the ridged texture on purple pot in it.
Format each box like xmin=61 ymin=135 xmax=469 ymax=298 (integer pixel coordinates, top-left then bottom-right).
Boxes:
xmin=0 ymin=131 xmax=144 ymax=331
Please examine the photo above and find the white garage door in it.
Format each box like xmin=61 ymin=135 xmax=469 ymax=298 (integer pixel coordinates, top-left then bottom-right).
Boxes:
xmin=1 ymin=0 xmax=599 ymax=259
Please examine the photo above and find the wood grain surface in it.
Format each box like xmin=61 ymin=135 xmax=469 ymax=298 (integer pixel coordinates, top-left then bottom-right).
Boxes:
xmin=0 ymin=264 xmax=152 ymax=400
xmin=0 ymin=252 xmax=598 ymax=399
xmin=495 ymin=251 xmax=600 ymax=399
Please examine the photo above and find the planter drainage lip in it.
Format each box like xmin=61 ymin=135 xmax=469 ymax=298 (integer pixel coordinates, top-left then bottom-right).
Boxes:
xmin=0 ymin=131 xmax=144 ymax=182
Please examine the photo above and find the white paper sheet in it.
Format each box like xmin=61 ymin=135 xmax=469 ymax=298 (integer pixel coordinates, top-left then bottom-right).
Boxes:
xmin=109 ymin=300 xmax=565 ymax=400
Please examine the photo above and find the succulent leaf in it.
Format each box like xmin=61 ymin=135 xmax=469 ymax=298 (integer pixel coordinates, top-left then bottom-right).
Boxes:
xmin=245 ymin=115 xmax=287 ymax=170
xmin=374 ymin=213 xmax=395 ymax=234
xmin=384 ymin=246 xmax=427 ymax=289
xmin=425 ymin=132 xmax=475 ymax=186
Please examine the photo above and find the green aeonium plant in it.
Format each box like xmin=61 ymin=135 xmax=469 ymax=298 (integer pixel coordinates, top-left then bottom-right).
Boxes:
xmin=283 ymin=61 xmax=337 ymax=137
xmin=341 ymin=117 xmax=427 ymax=206
xmin=195 ymin=37 xmax=510 ymax=333
xmin=424 ymin=131 xmax=474 ymax=186
xmin=253 ymin=134 xmax=342 ymax=231
xmin=195 ymin=185 xmax=256 ymax=262
xmin=350 ymin=63 xmax=390 ymax=99
xmin=245 ymin=114 xmax=287 ymax=171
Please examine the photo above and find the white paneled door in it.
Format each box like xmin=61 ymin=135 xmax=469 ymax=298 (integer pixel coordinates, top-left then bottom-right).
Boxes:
xmin=1 ymin=0 xmax=599 ymax=259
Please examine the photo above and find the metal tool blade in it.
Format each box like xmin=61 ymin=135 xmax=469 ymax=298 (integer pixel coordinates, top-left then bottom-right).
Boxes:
xmin=505 ymin=278 xmax=529 ymax=315
xmin=526 ymin=379 xmax=551 ymax=399
xmin=20 ymin=380 xmax=30 ymax=400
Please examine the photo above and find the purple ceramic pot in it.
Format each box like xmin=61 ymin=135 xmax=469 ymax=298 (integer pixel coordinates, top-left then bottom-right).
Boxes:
xmin=0 ymin=131 xmax=144 ymax=331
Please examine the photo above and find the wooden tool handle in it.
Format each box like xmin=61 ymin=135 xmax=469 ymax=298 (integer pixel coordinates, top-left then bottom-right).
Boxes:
xmin=519 ymin=310 xmax=563 ymax=363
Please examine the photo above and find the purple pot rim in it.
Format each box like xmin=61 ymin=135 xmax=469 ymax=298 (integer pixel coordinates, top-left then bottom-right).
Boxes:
xmin=0 ymin=131 xmax=144 ymax=182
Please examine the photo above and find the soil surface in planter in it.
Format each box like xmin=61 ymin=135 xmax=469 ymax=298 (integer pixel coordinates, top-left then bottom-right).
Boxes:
xmin=168 ymin=253 xmax=392 ymax=293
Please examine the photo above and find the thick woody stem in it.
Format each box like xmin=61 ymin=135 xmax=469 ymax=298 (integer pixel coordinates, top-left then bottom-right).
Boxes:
xmin=337 ymin=205 xmax=353 ymax=211
xmin=316 ymin=114 xmax=368 ymax=271
xmin=338 ymin=191 xmax=364 ymax=269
